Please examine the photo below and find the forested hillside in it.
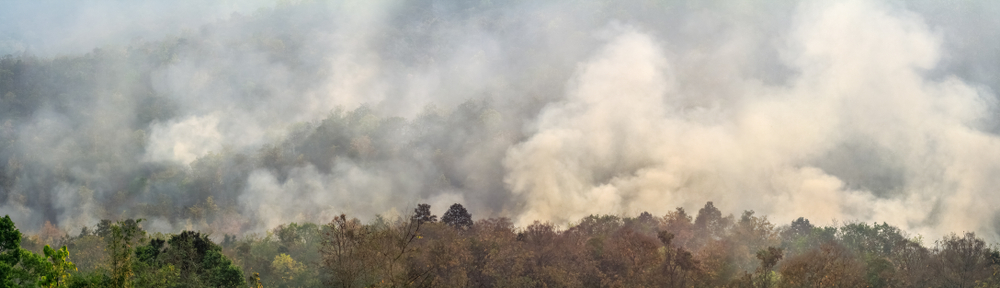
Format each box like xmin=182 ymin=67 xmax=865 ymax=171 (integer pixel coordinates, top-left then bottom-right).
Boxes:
xmin=3 ymin=0 xmax=1000 ymax=241
xmin=3 ymin=0 xmax=1000 ymax=287
xmin=5 ymin=202 xmax=1000 ymax=287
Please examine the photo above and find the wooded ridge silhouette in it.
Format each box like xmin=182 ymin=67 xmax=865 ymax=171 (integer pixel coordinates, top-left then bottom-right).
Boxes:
xmin=4 ymin=202 xmax=1000 ymax=287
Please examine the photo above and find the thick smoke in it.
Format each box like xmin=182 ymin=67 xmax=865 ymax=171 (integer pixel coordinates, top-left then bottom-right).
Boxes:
xmin=1 ymin=0 xmax=999 ymax=240
xmin=506 ymin=1 xmax=999 ymax=240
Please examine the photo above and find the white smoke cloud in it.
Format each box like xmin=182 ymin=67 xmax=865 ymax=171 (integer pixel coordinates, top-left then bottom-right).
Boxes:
xmin=504 ymin=0 xmax=1000 ymax=239
xmin=145 ymin=115 xmax=224 ymax=164
xmin=4 ymin=0 xmax=1000 ymax=240
xmin=239 ymin=159 xmax=425 ymax=232
xmin=504 ymin=27 xmax=675 ymax=224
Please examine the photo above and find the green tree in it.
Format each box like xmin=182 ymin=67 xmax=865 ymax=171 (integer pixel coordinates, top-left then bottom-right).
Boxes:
xmin=107 ymin=219 xmax=145 ymax=288
xmin=1 ymin=215 xmax=22 ymax=287
xmin=441 ymin=204 xmax=472 ymax=230
xmin=270 ymin=253 xmax=311 ymax=287
xmin=154 ymin=231 xmax=246 ymax=288
xmin=202 ymin=249 xmax=245 ymax=287
xmin=1 ymin=215 xmax=78 ymax=288
xmin=750 ymin=247 xmax=782 ymax=288
xmin=40 ymin=245 xmax=78 ymax=287
xmin=132 ymin=238 xmax=180 ymax=288
xmin=412 ymin=204 xmax=437 ymax=225
xmin=13 ymin=247 xmax=57 ymax=286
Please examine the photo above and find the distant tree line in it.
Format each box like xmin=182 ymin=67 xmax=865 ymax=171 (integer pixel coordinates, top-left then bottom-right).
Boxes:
xmin=5 ymin=201 xmax=1000 ymax=287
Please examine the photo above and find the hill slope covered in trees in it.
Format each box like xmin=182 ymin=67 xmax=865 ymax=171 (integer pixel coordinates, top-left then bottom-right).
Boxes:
xmin=3 ymin=1 xmax=1000 ymax=287
xmin=3 ymin=0 xmax=1000 ymax=241
xmin=5 ymin=202 xmax=1000 ymax=287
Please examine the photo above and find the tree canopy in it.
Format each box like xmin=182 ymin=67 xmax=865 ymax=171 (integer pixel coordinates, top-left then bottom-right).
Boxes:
xmin=7 ymin=201 xmax=1000 ymax=287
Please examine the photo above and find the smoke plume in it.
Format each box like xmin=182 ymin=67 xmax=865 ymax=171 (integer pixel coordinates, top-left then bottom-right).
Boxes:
xmin=1 ymin=0 xmax=999 ymax=241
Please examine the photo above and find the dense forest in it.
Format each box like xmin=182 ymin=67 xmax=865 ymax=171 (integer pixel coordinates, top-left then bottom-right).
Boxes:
xmin=3 ymin=0 xmax=1000 ymax=286
xmin=5 ymin=202 xmax=1000 ymax=287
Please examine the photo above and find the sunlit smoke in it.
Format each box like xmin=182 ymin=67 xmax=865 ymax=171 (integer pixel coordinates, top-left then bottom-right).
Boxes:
xmin=0 ymin=0 xmax=999 ymax=241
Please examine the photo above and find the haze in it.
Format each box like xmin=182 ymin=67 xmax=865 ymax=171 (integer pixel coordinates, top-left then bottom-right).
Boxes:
xmin=1 ymin=0 xmax=999 ymax=241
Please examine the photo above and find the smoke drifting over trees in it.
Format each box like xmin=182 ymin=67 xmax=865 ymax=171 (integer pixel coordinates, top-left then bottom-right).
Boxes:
xmin=2 ymin=0 xmax=1000 ymax=242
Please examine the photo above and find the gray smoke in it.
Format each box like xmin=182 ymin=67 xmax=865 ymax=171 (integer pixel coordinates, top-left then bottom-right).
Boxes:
xmin=1 ymin=0 xmax=999 ymax=241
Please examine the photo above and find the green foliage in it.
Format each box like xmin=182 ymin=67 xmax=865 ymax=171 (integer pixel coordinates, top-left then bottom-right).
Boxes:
xmin=63 ymin=235 xmax=104 ymax=274
xmin=41 ymin=245 xmax=78 ymax=287
xmin=270 ymin=253 xmax=310 ymax=287
xmin=839 ymin=222 xmax=907 ymax=258
xmin=65 ymin=272 xmax=110 ymax=288
xmin=147 ymin=231 xmax=246 ymax=287
xmin=11 ymin=248 xmax=55 ymax=286
xmin=751 ymin=247 xmax=783 ymax=288
xmin=202 ymin=250 xmax=245 ymax=288
xmin=134 ymin=239 xmax=164 ymax=265
xmin=441 ymin=203 xmax=473 ymax=230
xmin=131 ymin=261 xmax=179 ymax=288
xmin=412 ymin=204 xmax=438 ymax=225
xmin=0 ymin=0 xmax=990 ymax=286
xmin=780 ymin=217 xmax=836 ymax=256
xmin=107 ymin=219 xmax=145 ymax=288
xmin=1 ymin=215 xmax=78 ymax=288
xmin=11 ymin=204 xmax=1000 ymax=287
xmin=1 ymin=215 xmax=22 ymax=287
xmin=130 ymin=237 xmax=181 ymax=287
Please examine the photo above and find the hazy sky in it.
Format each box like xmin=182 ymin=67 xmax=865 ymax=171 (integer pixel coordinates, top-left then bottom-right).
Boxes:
xmin=0 ymin=0 xmax=278 ymax=56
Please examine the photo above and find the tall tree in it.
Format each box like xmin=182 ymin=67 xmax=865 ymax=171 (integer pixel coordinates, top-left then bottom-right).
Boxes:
xmin=107 ymin=219 xmax=145 ymax=288
xmin=153 ymin=230 xmax=245 ymax=288
xmin=656 ymin=231 xmax=700 ymax=288
xmin=412 ymin=204 xmax=438 ymax=224
xmin=694 ymin=202 xmax=730 ymax=242
xmin=661 ymin=207 xmax=696 ymax=250
xmin=1 ymin=215 xmax=23 ymax=286
xmin=1 ymin=215 xmax=79 ymax=287
xmin=931 ymin=232 xmax=998 ymax=288
xmin=442 ymin=204 xmax=472 ymax=230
